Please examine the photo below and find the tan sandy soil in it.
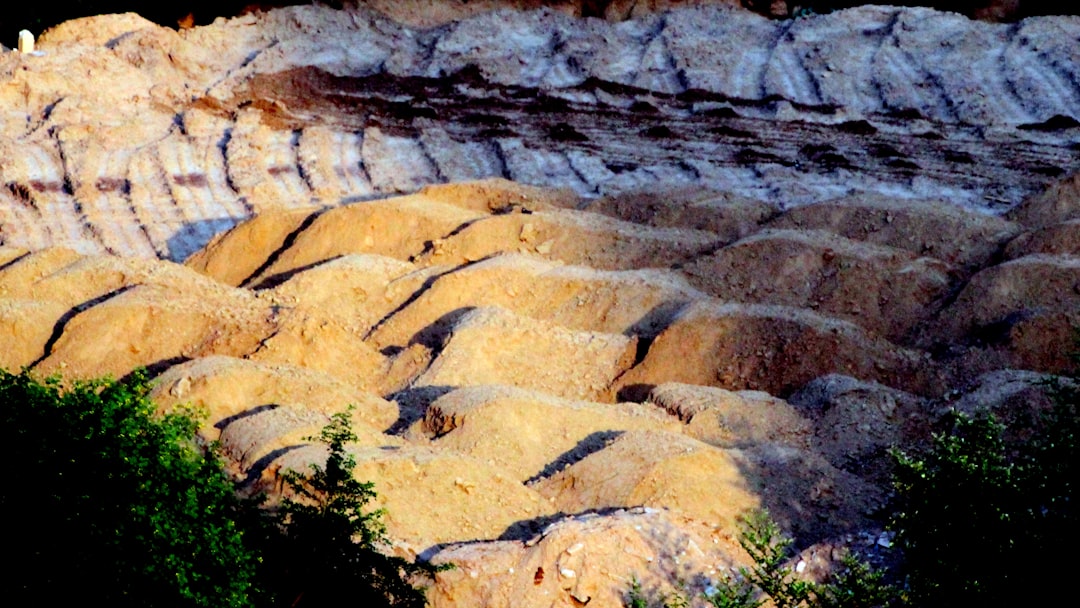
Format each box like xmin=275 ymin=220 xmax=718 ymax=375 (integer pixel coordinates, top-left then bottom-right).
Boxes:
xmin=2 ymin=176 xmax=1077 ymax=607
xmin=646 ymin=383 xmax=813 ymax=449
xmin=585 ymin=186 xmax=779 ymax=242
xmin=680 ymin=228 xmax=954 ymax=342
xmin=365 ymin=253 xmax=703 ymax=349
xmin=1006 ymin=172 xmax=1080 ymax=228
xmin=766 ymin=193 xmax=1021 ymax=271
xmin=1004 ymin=220 xmax=1080 ymax=259
xmin=266 ymin=441 xmax=559 ymax=551
xmin=186 ymin=207 xmax=317 ymax=287
xmin=426 ymin=508 xmax=745 ymax=608
xmin=149 ymin=355 xmax=399 ymax=439
xmin=412 ymin=209 xmax=725 ymax=271
xmin=530 ymin=429 xmax=760 ymax=529
xmin=412 ymin=306 xmax=638 ymax=402
xmin=411 ymin=385 xmax=683 ymax=481
xmin=1 ymin=3 xmax=1079 ymax=605
xmin=929 ymin=254 xmax=1080 ymax=374
xmin=611 ymin=301 xmax=939 ymax=399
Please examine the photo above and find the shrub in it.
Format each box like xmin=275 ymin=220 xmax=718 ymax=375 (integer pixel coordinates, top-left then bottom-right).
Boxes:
xmin=1 ymin=369 xmax=260 ymax=607
xmin=257 ymin=407 xmax=441 ymax=608
xmin=736 ymin=510 xmax=815 ymax=608
xmin=888 ymin=381 xmax=1077 ymax=607
xmin=2 ymin=370 xmax=439 ymax=608
xmin=704 ymin=573 xmax=761 ymax=608
xmin=627 ymin=510 xmax=898 ymax=608
xmin=815 ymin=552 xmax=903 ymax=608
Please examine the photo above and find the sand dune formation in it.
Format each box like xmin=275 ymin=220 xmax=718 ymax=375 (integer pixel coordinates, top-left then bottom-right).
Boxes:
xmin=1 ymin=1 xmax=1079 ymax=606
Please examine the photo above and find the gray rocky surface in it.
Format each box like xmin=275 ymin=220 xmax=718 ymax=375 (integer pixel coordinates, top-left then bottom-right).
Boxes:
xmin=0 ymin=4 xmax=1077 ymax=260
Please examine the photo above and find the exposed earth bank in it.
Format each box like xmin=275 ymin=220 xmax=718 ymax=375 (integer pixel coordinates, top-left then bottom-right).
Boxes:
xmin=0 ymin=2 xmax=1078 ymax=607
xmin=1 ymin=170 xmax=1077 ymax=605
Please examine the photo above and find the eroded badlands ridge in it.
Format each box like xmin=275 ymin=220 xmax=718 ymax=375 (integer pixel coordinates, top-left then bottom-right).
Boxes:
xmin=0 ymin=4 xmax=1079 ymax=259
xmin=0 ymin=172 xmax=1077 ymax=606
xmin=1 ymin=3 xmax=1079 ymax=606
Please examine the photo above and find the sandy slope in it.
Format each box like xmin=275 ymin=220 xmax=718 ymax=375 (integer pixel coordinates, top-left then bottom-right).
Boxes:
xmin=0 ymin=172 xmax=1076 ymax=605
xmin=0 ymin=2 xmax=1078 ymax=606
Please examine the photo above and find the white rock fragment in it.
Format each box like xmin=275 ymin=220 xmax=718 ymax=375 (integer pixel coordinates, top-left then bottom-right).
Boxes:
xmin=795 ymin=560 xmax=807 ymax=573
xmin=17 ymin=30 xmax=33 ymax=54
xmin=877 ymin=531 xmax=895 ymax=548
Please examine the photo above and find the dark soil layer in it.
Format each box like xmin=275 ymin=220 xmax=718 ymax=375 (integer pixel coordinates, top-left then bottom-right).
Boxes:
xmin=4 ymin=0 xmax=1079 ymax=48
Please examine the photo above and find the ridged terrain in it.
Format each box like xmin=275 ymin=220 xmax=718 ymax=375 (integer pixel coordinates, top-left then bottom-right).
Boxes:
xmin=0 ymin=168 xmax=1077 ymax=604
xmin=1 ymin=3 xmax=1079 ymax=607
xmin=1 ymin=4 xmax=1079 ymax=259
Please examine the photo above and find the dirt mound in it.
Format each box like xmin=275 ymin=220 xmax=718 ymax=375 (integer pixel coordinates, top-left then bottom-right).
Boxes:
xmin=614 ymin=301 xmax=938 ymax=399
xmin=149 ymin=355 xmax=401 ymax=475
xmin=681 ymin=229 xmax=954 ymax=342
xmin=426 ymin=509 xmax=744 ymax=608
xmin=788 ymin=375 xmax=931 ymax=484
xmin=33 ymin=281 xmax=274 ymax=380
xmin=1004 ymin=220 xmax=1080 ymax=259
xmin=0 ymin=298 xmax=70 ymax=369
xmin=931 ymin=254 xmax=1080 ymax=374
xmin=1006 ymin=171 xmax=1080 ymax=228
xmin=151 ymin=355 xmax=397 ymax=434
xmin=646 ymin=383 xmax=812 ymax=449
xmin=185 ymin=207 xmax=317 ymax=287
xmin=416 ymin=179 xmax=581 ymax=214
xmin=731 ymin=441 xmax=884 ymax=541
xmin=412 ymin=385 xmax=682 ymax=482
xmin=0 ymin=249 xmax=276 ymax=376
xmin=947 ymin=369 xmax=1067 ymax=441
xmin=266 ymin=442 xmax=558 ymax=551
xmin=413 ymin=209 xmax=723 ymax=271
xmin=767 ymin=193 xmax=1021 ymax=271
xmin=412 ymin=306 xmax=638 ymax=402
xmin=586 ymin=186 xmax=778 ymax=241
xmin=235 ymin=197 xmax=485 ymax=287
xmin=530 ymin=430 xmax=760 ymax=529
xmin=366 ymin=253 xmax=703 ymax=349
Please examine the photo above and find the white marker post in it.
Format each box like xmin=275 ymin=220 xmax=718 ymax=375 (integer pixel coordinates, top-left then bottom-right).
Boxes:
xmin=18 ymin=30 xmax=34 ymax=54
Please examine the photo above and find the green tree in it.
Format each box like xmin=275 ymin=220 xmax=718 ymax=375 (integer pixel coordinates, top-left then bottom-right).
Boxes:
xmin=737 ymin=510 xmax=815 ymax=608
xmin=815 ymin=552 xmax=902 ymax=608
xmin=627 ymin=510 xmax=899 ymax=608
xmin=889 ymin=382 xmax=1077 ymax=607
xmin=1 ymin=369 xmax=260 ymax=607
xmin=259 ymin=407 xmax=440 ymax=608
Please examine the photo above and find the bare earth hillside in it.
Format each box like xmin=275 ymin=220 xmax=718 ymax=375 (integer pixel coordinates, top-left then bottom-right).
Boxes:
xmin=1 ymin=2 xmax=1078 ymax=606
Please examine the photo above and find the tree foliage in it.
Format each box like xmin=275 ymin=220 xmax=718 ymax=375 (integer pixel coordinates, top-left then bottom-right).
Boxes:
xmin=1 ymin=370 xmax=437 ymax=607
xmin=628 ymin=510 xmax=899 ymax=608
xmin=888 ymin=379 xmax=1078 ymax=607
xmin=736 ymin=510 xmax=816 ymax=608
xmin=258 ymin=407 xmax=438 ymax=608
xmin=2 ymin=369 xmax=260 ymax=607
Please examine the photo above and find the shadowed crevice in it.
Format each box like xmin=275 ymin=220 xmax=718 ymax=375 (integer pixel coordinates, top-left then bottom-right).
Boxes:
xmin=238 ymin=209 xmax=324 ymax=289
xmin=524 ymin=430 xmax=623 ymax=485
xmin=29 ymin=285 xmax=138 ymax=368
